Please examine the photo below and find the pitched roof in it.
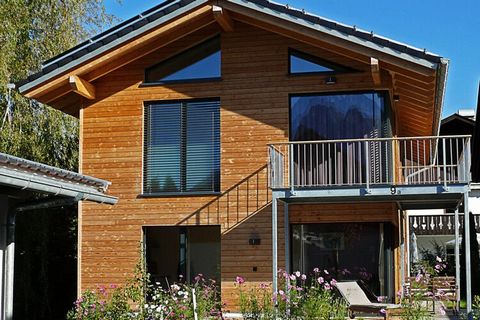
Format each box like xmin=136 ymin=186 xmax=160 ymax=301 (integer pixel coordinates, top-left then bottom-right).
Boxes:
xmin=17 ymin=0 xmax=444 ymax=94
xmin=0 ymin=152 xmax=117 ymax=204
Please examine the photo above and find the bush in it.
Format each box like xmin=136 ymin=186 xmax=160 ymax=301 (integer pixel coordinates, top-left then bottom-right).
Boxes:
xmin=236 ymin=269 xmax=348 ymax=320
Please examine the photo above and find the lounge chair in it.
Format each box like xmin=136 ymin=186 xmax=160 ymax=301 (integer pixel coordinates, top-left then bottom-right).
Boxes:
xmin=335 ymin=281 xmax=401 ymax=319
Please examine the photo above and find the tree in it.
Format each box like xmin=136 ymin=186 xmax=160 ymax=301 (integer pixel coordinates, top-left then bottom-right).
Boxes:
xmin=0 ymin=1 xmax=117 ymax=318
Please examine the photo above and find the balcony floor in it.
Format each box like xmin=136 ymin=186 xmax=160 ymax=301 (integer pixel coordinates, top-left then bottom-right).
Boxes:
xmin=272 ymin=183 xmax=469 ymax=210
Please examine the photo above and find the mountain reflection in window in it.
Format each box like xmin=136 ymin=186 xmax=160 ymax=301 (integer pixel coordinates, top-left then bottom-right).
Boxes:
xmin=290 ymin=92 xmax=392 ymax=186
xmin=145 ymin=36 xmax=221 ymax=83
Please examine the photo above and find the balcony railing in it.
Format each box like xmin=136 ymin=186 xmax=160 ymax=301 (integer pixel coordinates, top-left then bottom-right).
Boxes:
xmin=268 ymin=135 xmax=471 ymax=190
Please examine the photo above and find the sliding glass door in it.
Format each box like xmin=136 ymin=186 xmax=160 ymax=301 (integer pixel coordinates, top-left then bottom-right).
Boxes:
xmin=291 ymin=222 xmax=394 ymax=298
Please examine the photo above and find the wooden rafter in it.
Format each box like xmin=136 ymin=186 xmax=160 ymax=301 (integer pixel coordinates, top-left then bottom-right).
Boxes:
xmin=212 ymin=5 xmax=234 ymax=32
xmin=69 ymin=75 xmax=96 ymax=100
xmin=370 ymin=57 xmax=381 ymax=86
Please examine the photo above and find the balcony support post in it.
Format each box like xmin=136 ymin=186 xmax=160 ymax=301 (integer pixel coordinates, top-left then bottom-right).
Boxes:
xmin=464 ymin=193 xmax=472 ymax=314
xmin=272 ymin=193 xmax=279 ymax=303
xmin=284 ymin=203 xmax=290 ymax=275
xmin=454 ymin=208 xmax=460 ymax=313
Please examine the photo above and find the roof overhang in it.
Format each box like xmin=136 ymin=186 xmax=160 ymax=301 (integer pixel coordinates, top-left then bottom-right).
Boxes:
xmin=0 ymin=153 xmax=117 ymax=205
xmin=16 ymin=0 xmax=448 ymax=136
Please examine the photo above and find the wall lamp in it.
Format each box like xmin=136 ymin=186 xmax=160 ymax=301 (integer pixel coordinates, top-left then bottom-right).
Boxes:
xmin=393 ymin=94 xmax=400 ymax=102
xmin=249 ymin=238 xmax=261 ymax=246
xmin=325 ymin=76 xmax=337 ymax=85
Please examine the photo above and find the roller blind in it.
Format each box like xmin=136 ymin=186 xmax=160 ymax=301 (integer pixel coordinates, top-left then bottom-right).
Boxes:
xmin=144 ymin=100 xmax=220 ymax=194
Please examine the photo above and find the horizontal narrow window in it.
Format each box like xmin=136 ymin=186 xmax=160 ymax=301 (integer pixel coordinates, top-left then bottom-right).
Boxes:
xmin=289 ymin=49 xmax=355 ymax=74
xmin=145 ymin=36 xmax=221 ymax=83
xmin=144 ymin=99 xmax=220 ymax=194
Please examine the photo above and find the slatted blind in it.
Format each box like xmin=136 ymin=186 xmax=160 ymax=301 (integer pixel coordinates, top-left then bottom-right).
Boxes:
xmin=144 ymin=100 xmax=220 ymax=194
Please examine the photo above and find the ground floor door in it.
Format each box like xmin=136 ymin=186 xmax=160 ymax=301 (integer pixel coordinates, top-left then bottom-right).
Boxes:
xmin=144 ymin=226 xmax=221 ymax=287
xmin=291 ymin=222 xmax=394 ymax=299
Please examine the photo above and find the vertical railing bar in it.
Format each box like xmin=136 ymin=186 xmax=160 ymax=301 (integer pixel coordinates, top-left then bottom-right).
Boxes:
xmin=334 ymin=143 xmax=337 ymax=185
xmin=365 ymin=140 xmax=370 ymax=192
xmin=416 ymin=139 xmax=420 ymax=184
xmin=316 ymin=144 xmax=319 ymax=186
xmin=422 ymin=139 xmax=427 ymax=183
xmin=403 ymin=140 xmax=407 ymax=184
xmin=449 ymin=138 xmax=453 ymax=182
xmin=442 ymin=138 xmax=447 ymax=189
xmin=429 ymin=138 xmax=433 ymax=183
xmin=379 ymin=140 xmax=383 ymax=184
xmin=309 ymin=144 xmax=313 ymax=186
xmin=322 ymin=143 xmax=325 ymax=186
xmin=328 ymin=143 xmax=331 ymax=186
xmin=359 ymin=141 xmax=363 ymax=184
xmin=353 ymin=143 xmax=356 ymax=184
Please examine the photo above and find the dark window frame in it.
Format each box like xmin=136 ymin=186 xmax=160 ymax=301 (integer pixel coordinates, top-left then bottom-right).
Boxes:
xmin=288 ymin=48 xmax=356 ymax=76
xmin=142 ymin=98 xmax=221 ymax=197
xmin=144 ymin=36 xmax=222 ymax=85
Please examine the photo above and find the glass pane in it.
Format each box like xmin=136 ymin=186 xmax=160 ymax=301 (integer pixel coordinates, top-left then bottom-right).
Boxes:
xmin=146 ymin=37 xmax=221 ymax=83
xmin=290 ymin=54 xmax=334 ymax=73
xmin=187 ymin=226 xmax=221 ymax=283
xmin=186 ymin=101 xmax=220 ymax=192
xmin=291 ymin=223 xmax=389 ymax=297
xmin=144 ymin=103 xmax=181 ymax=193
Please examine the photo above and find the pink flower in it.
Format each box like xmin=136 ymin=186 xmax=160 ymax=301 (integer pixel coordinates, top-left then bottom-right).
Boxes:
xmin=330 ymin=279 xmax=337 ymax=286
xmin=313 ymin=267 xmax=320 ymax=273
xmin=439 ymin=306 xmax=446 ymax=315
xmin=259 ymin=283 xmax=268 ymax=289
xmin=289 ymin=274 xmax=296 ymax=281
xmin=301 ymin=274 xmax=307 ymax=281
xmin=324 ymin=283 xmax=331 ymax=290
xmin=294 ymin=271 xmax=301 ymax=277
xmin=324 ymin=269 xmax=329 ymax=275
xmin=436 ymin=256 xmax=442 ymax=262
xmin=317 ymin=277 xmax=324 ymax=284
xmin=379 ymin=308 xmax=386 ymax=315
xmin=415 ymin=273 xmax=422 ymax=282
xmin=235 ymin=276 xmax=245 ymax=284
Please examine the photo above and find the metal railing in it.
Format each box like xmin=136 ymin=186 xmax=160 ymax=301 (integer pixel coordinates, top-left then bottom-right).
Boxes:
xmin=268 ymin=136 xmax=471 ymax=189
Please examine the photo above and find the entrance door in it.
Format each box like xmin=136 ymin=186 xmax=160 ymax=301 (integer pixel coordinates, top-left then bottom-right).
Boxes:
xmin=144 ymin=226 xmax=221 ymax=287
xmin=291 ymin=222 xmax=394 ymax=298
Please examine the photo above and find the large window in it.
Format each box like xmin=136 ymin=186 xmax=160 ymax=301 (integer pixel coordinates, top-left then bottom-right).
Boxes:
xmin=291 ymin=223 xmax=394 ymax=298
xmin=143 ymin=99 xmax=220 ymax=195
xmin=145 ymin=36 xmax=221 ymax=83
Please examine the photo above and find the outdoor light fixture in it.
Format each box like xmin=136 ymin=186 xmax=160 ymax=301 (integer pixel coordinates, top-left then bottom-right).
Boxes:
xmin=325 ymin=76 xmax=337 ymax=85
xmin=393 ymin=94 xmax=400 ymax=102
xmin=249 ymin=238 xmax=261 ymax=246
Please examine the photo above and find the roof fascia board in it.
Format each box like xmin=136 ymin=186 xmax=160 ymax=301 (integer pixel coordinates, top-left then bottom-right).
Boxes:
xmin=0 ymin=167 xmax=118 ymax=205
xmin=18 ymin=0 xmax=209 ymax=94
xmin=432 ymin=58 xmax=449 ymax=135
xmin=224 ymin=0 xmax=438 ymax=70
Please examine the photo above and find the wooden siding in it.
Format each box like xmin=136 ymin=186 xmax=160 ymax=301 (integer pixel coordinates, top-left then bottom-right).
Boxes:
xmin=80 ymin=21 xmax=399 ymax=308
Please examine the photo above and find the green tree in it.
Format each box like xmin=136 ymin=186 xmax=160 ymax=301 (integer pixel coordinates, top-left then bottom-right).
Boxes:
xmin=0 ymin=1 xmax=117 ymax=318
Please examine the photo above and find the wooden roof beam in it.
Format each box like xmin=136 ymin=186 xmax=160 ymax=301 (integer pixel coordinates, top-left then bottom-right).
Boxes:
xmin=69 ymin=75 xmax=96 ymax=100
xmin=213 ymin=5 xmax=234 ymax=32
xmin=370 ymin=57 xmax=381 ymax=86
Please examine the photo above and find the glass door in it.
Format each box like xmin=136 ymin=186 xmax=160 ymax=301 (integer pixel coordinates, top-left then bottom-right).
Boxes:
xmin=291 ymin=222 xmax=394 ymax=299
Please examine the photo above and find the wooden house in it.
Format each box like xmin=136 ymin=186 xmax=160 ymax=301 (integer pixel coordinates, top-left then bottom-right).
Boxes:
xmin=17 ymin=0 xmax=473 ymax=310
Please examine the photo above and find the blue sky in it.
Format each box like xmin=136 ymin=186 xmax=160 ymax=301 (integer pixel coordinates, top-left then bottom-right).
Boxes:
xmin=105 ymin=0 xmax=480 ymax=117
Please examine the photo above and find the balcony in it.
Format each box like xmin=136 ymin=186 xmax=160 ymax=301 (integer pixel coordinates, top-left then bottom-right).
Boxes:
xmin=268 ymin=135 xmax=471 ymax=195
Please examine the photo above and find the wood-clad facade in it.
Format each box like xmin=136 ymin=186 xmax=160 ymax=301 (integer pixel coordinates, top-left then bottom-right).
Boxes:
xmin=19 ymin=0 xmax=468 ymax=311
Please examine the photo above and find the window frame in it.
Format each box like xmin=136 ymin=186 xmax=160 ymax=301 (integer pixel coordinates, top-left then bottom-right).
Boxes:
xmin=143 ymin=36 xmax=222 ymax=85
xmin=288 ymin=48 xmax=356 ymax=76
xmin=141 ymin=98 xmax=221 ymax=197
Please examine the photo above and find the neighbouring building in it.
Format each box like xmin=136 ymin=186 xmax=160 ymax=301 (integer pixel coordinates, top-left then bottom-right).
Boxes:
xmin=16 ymin=0 xmax=475 ymax=310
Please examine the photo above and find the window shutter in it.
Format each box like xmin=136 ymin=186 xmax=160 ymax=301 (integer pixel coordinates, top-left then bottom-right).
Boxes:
xmin=186 ymin=101 xmax=220 ymax=192
xmin=144 ymin=102 xmax=182 ymax=193
xmin=144 ymin=100 xmax=220 ymax=194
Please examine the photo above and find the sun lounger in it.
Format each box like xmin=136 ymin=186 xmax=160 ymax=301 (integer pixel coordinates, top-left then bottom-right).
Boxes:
xmin=335 ymin=281 xmax=401 ymax=319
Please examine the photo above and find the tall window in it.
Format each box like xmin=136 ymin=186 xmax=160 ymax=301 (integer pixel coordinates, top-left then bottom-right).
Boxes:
xmin=144 ymin=99 xmax=220 ymax=194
